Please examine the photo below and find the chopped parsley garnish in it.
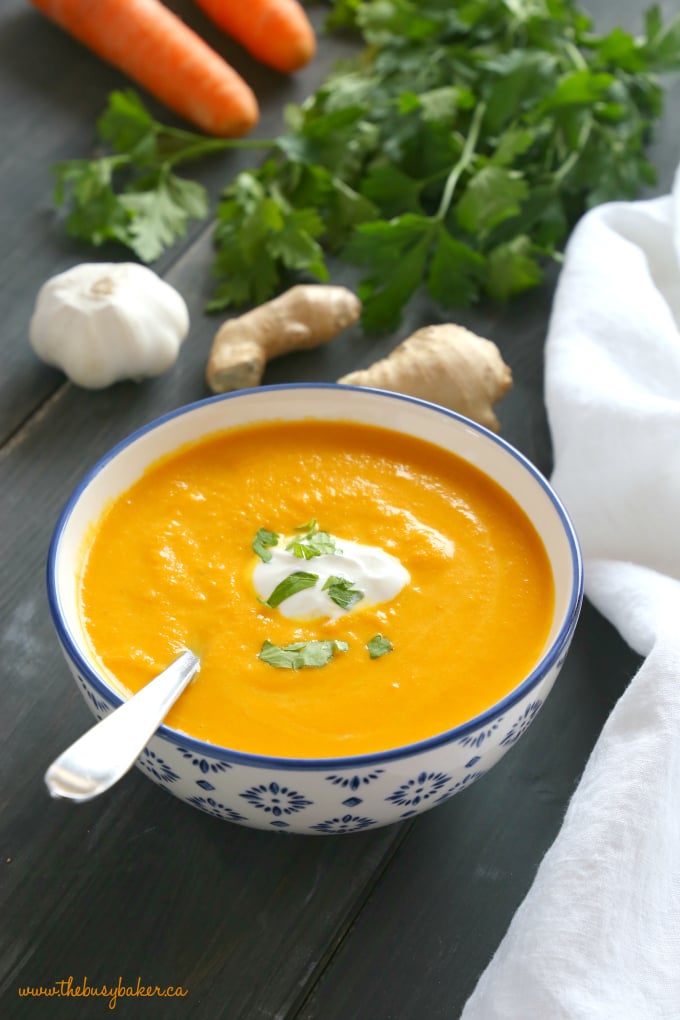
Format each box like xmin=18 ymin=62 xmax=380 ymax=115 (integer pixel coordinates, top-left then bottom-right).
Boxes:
xmin=322 ymin=575 xmax=364 ymax=610
xmin=367 ymin=634 xmax=393 ymax=659
xmin=258 ymin=639 xmax=349 ymax=670
xmin=253 ymin=527 xmax=279 ymax=563
xmin=294 ymin=519 xmax=317 ymax=532
xmin=287 ymin=521 xmax=339 ymax=559
xmin=260 ymin=570 xmax=319 ymax=608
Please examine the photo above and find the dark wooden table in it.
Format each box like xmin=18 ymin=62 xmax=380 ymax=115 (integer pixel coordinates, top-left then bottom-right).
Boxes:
xmin=2 ymin=3 xmax=677 ymax=1017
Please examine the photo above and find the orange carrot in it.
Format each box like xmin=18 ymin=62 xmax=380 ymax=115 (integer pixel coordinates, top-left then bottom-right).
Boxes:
xmin=29 ymin=0 xmax=259 ymax=137
xmin=193 ymin=0 xmax=316 ymax=73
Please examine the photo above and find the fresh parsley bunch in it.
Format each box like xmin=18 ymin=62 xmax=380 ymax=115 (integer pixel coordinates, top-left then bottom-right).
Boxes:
xmin=211 ymin=0 xmax=680 ymax=330
xmin=53 ymin=3 xmax=680 ymax=331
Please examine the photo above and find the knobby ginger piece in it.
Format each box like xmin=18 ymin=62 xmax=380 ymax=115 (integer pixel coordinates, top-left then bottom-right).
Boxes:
xmin=206 ymin=284 xmax=361 ymax=392
xmin=338 ymin=324 xmax=512 ymax=432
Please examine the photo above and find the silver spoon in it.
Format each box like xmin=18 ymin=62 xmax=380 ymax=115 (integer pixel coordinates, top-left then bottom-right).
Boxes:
xmin=45 ymin=649 xmax=201 ymax=802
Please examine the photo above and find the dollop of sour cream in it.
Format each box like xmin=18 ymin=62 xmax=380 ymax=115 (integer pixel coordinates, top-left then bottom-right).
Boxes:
xmin=253 ymin=535 xmax=411 ymax=621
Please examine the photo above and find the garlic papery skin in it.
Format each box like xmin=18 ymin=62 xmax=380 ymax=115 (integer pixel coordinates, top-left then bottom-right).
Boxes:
xmin=29 ymin=263 xmax=190 ymax=389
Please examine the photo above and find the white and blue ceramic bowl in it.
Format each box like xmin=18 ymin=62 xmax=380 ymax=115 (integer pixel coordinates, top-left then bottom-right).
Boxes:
xmin=47 ymin=384 xmax=583 ymax=834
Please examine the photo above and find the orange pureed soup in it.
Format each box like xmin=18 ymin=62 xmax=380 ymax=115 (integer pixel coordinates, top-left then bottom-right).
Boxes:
xmin=79 ymin=419 xmax=555 ymax=757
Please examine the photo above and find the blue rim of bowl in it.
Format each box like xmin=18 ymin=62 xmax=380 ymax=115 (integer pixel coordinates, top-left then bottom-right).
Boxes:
xmin=47 ymin=382 xmax=584 ymax=772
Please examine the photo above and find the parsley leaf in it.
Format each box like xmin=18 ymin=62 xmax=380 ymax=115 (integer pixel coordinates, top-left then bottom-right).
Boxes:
xmin=486 ymin=235 xmax=543 ymax=301
xmin=367 ymin=634 xmax=393 ymax=659
xmin=259 ymin=639 xmax=349 ymax=669
xmin=260 ymin=571 xmax=319 ymax=609
xmin=426 ymin=229 xmax=485 ymax=308
xmin=455 ymin=167 xmax=529 ymax=239
xmin=121 ymin=169 xmax=209 ymax=263
xmin=641 ymin=8 xmax=680 ymax=71
xmin=294 ymin=519 xmax=317 ymax=532
xmin=253 ymin=527 xmax=279 ymax=563
xmin=286 ymin=522 xmax=339 ymax=559
xmin=322 ymin=576 xmax=364 ymax=610
xmin=52 ymin=89 xmax=270 ymax=263
xmin=52 ymin=155 xmax=133 ymax=249
xmin=209 ymin=167 xmax=329 ymax=312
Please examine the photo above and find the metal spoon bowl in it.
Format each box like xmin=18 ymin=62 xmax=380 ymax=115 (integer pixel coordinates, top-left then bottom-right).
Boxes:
xmin=45 ymin=650 xmax=201 ymax=802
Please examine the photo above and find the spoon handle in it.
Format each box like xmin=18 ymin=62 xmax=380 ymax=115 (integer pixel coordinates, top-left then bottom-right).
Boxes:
xmin=45 ymin=650 xmax=201 ymax=803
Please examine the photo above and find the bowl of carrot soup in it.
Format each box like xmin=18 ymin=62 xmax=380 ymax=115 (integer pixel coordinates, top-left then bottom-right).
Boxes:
xmin=47 ymin=384 xmax=582 ymax=833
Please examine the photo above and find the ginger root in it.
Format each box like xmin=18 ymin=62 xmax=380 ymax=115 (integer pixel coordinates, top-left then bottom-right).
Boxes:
xmin=337 ymin=324 xmax=512 ymax=432
xmin=206 ymin=284 xmax=361 ymax=393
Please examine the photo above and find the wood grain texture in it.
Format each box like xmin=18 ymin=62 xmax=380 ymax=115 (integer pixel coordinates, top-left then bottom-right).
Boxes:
xmin=0 ymin=0 xmax=675 ymax=1017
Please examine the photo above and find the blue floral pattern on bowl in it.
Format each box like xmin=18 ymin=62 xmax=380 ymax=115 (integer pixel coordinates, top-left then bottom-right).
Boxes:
xmin=457 ymin=717 xmax=505 ymax=750
xmin=386 ymin=771 xmax=453 ymax=808
xmin=240 ymin=782 xmax=313 ymax=817
xmin=60 ymin=649 xmax=568 ymax=833
xmin=311 ymin=815 xmax=377 ymax=835
xmin=137 ymin=748 xmax=180 ymax=785
xmin=175 ymin=745 xmax=232 ymax=774
xmin=500 ymin=700 xmax=544 ymax=747
xmin=75 ymin=673 xmax=110 ymax=719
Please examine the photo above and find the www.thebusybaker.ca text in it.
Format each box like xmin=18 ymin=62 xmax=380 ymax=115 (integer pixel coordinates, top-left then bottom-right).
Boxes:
xmin=17 ymin=975 xmax=189 ymax=1010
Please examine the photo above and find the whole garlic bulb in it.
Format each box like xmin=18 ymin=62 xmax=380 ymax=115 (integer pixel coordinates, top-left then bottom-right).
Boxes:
xmin=29 ymin=263 xmax=190 ymax=388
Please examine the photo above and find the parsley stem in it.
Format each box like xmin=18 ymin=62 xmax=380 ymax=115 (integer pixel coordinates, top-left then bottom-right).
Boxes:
xmin=159 ymin=123 xmax=269 ymax=147
xmin=164 ymin=137 xmax=274 ymax=170
xmin=563 ymin=40 xmax=588 ymax=71
xmin=434 ymin=101 xmax=486 ymax=222
xmin=554 ymin=115 xmax=593 ymax=182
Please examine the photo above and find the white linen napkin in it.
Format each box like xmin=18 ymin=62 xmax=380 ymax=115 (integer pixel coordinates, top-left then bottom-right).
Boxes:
xmin=461 ymin=168 xmax=680 ymax=1019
